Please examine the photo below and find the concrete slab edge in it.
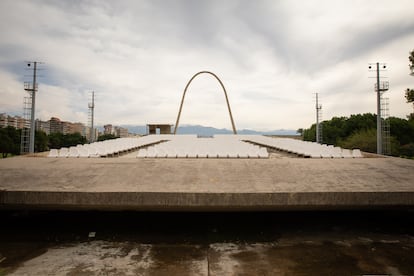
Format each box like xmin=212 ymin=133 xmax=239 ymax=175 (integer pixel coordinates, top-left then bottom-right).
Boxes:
xmin=1 ymin=191 xmax=413 ymax=211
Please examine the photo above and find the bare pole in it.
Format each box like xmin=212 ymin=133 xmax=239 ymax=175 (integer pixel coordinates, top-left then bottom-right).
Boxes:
xmin=315 ymin=93 xmax=322 ymax=143
xmin=89 ymin=91 xmax=95 ymax=142
xmin=316 ymin=93 xmax=319 ymax=143
xmin=91 ymin=91 xmax=94 ymax=142
xmin=376 ymin=62 xmax=382 ymax=155
xmin=29 ymin=62 xmax=37 ymax=154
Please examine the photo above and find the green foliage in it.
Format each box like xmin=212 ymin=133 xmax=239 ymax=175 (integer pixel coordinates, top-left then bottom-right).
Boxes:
xmin=48 ymin=132 xmax=87 ymax=149
xmin=48 ymin=133 xmax=64 ymax=149
xmin=0 ymin=126 xmax=88 ymax=156
xmin=63 ymin=133 xmax=87 ymax=147
xmin=339 ymin=128 xmax=377 ymax=153
xmin=35 ymin=130 xmax=49 ymax=152
xmin=97 ymin=134 xmax=118 ymax=141
xmin=407 ymin=50 xmax=414 ymax=119
xmin=0 ymin=126 xmax=21 ymax=157
xmin=303 ymin=113 xmax=376 ymax=145
xmin=322 ymin=116 xmax=348 ymax=145
xmin=406 ymin=88 xmax=414 ymax=103
xmin=303 ymin=124 xmax=316 ymax=142
xmin=399 ymin=143 xmax=414 ymax=158
xmin=388 ymin=117 xmax=414 ymax=145
xmin=302 ymin=113 xmax=414 ymax=158
xmin=0 ymin=129 xmax=14 ymax=158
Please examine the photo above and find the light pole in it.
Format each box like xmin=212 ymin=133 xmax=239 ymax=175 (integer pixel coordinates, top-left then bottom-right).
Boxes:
xmin=368 ymin=63 xmax=388 ymax=155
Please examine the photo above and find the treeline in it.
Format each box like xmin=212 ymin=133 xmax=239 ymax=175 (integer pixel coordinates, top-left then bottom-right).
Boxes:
xmin=302 ymin=113 xmax=414 ymax=158
xmin=0 ymin=126 xmax=87 ymax=158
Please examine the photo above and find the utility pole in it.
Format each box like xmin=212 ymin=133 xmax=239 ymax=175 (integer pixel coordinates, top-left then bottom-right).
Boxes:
xmin=23 ymin=61 xmax=40 ymax=154
xmin=29 ymin=62 xmax=37 ymax=153
xmin=376 ymin=62 xmax=382 ymax=155
xmin=315 ymin=93 xmax=322 ymax=144
xmin=369 ymin=62 xmax=388 ymax=155
xmin=88 ymin=91 xmax=95 ymax=142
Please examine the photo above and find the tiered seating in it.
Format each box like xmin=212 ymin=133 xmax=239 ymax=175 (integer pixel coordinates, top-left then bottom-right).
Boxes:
xmin=243 ymin=136 xmax=363 ymax=158
xmin=136 ymin=135 xmax=269 ymax=159
xmin=47 ymin=135 xmax=363 ymax=159
xmin=48 ymin=137 xmax=163 ymax=158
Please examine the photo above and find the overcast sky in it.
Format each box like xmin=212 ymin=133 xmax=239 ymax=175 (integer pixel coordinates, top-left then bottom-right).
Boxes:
xmin=1 ymin=0 xmax=414 ymax=131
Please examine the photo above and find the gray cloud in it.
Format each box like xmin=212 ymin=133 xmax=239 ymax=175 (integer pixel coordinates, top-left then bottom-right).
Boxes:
xmin=0 ymin=0 xmax=414 ymax=130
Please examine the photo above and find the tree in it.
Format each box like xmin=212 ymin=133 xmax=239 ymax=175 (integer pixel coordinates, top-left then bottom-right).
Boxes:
xmin=303 ymin=124 xmax=316 ymax=142
xmin=339 ymin=128 xmax=377 ymax=153
xmin=406 ymin=88 xmax=414 ymax=120
xmin=97 ymin=134 xmax=118 ymax=142
xmin=388 ymin=117 xmax=414 ymax=146
xmin=48 ymin=132 xmax=64 ymax=149
xmin=406 ymin=49 xmax=414 ymax=120
xmin=62 ymin=133 xmax=87 ymax=147
xmin=4 ymin=126 xmax=21 ymax=155
xmin=399 ymin=143 xmax=414 ymax=158
xmin=406 ymin=88 xmax=414 ymax=102
xmin=0 ymin=128 xmax=13 ymax=158
xmin=48 ymin=132 xmax=87 ymax=149
xmin=35 ymin=130 xmax=49 ymax=152
xmin=0 ymin=126 xmax=20 ymax=157
xmin=303 ymin=114 xmax=376 ymax=145
xmin=302 ymin=113 xmax=414 ymax=158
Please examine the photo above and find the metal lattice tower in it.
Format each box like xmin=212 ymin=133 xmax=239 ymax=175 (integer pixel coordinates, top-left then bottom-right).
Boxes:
xmin=369 ymin=62 xmax=389 ymax=155
xmin=21 ymin=61 xmax=40 ymax=154
xmin=88 ymin=91 xmax=95 ymax=142
xmin=315 ymin=93 xmax=323 ymax=144
xmin=381 ymin=97 xmax=391 ymax=155
xmin=20 ymin=96 xmax=32 ymax=154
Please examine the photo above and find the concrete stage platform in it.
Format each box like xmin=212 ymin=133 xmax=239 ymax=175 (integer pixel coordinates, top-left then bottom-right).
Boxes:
xmin=1 ymin=156 xmax=414 ymax=211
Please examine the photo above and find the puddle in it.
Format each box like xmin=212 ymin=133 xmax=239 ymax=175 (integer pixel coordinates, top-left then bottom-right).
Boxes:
xmin=1 ymin=210 xmax=413 ymax=275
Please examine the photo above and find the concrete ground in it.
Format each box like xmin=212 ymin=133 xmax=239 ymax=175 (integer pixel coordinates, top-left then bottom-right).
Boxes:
xmin=1 ymin=156 xmax=414 ymax=210
xmin=6 ymin=240 xmax=413 ymax=275
xmin=0 ymin=210 xmax=413 ymax=275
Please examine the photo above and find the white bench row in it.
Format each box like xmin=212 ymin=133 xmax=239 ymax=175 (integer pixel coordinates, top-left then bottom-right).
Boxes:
xmin=242 ymin=136 xmax=363 ymax=158
xmin=48 ymin=136 xmax=163 ymax=158
xmin=137 ymin=135 xmax=269 ymax=158
xmin=47 ymin=135 xmax=363 ymax=159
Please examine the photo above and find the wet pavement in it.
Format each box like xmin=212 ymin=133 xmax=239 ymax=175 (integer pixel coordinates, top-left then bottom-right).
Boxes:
xmin=0 ymin=210 xmax=413 ymax=275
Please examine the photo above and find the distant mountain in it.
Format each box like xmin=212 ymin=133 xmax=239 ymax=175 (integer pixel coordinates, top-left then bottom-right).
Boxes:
xmin=118 ymin=124 xmax=298 ymax=136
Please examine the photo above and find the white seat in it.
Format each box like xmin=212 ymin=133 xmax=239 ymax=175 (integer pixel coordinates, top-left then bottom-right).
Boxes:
xmin=156 ymin=148 xmax=167 ymax=158
xmin=258 ymin=148 xmax=269 ymax=158
xmin=78 ymin=146 xmax=89 ymax=158
xmin=58 ymin=147 xmax=69 ymax=158
xmin=137 ymin=148 xmax=147 ymax=158
xmin=341 ymin=149 xmax=353 ymax=158
xmin=68 ymin=147 xmax=79 ymax=158
xmin=48 ymin=149 xmax=58 ymax=158
xmin=146 ymin=147 xmax=156 ymax=158
xmin=87 ymin=145 xmax=100 ymax=158
xmin=187 ymin=149 xmax=197 ymax=158
xmin=352 ymin=149 xmax=363 ymax=158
